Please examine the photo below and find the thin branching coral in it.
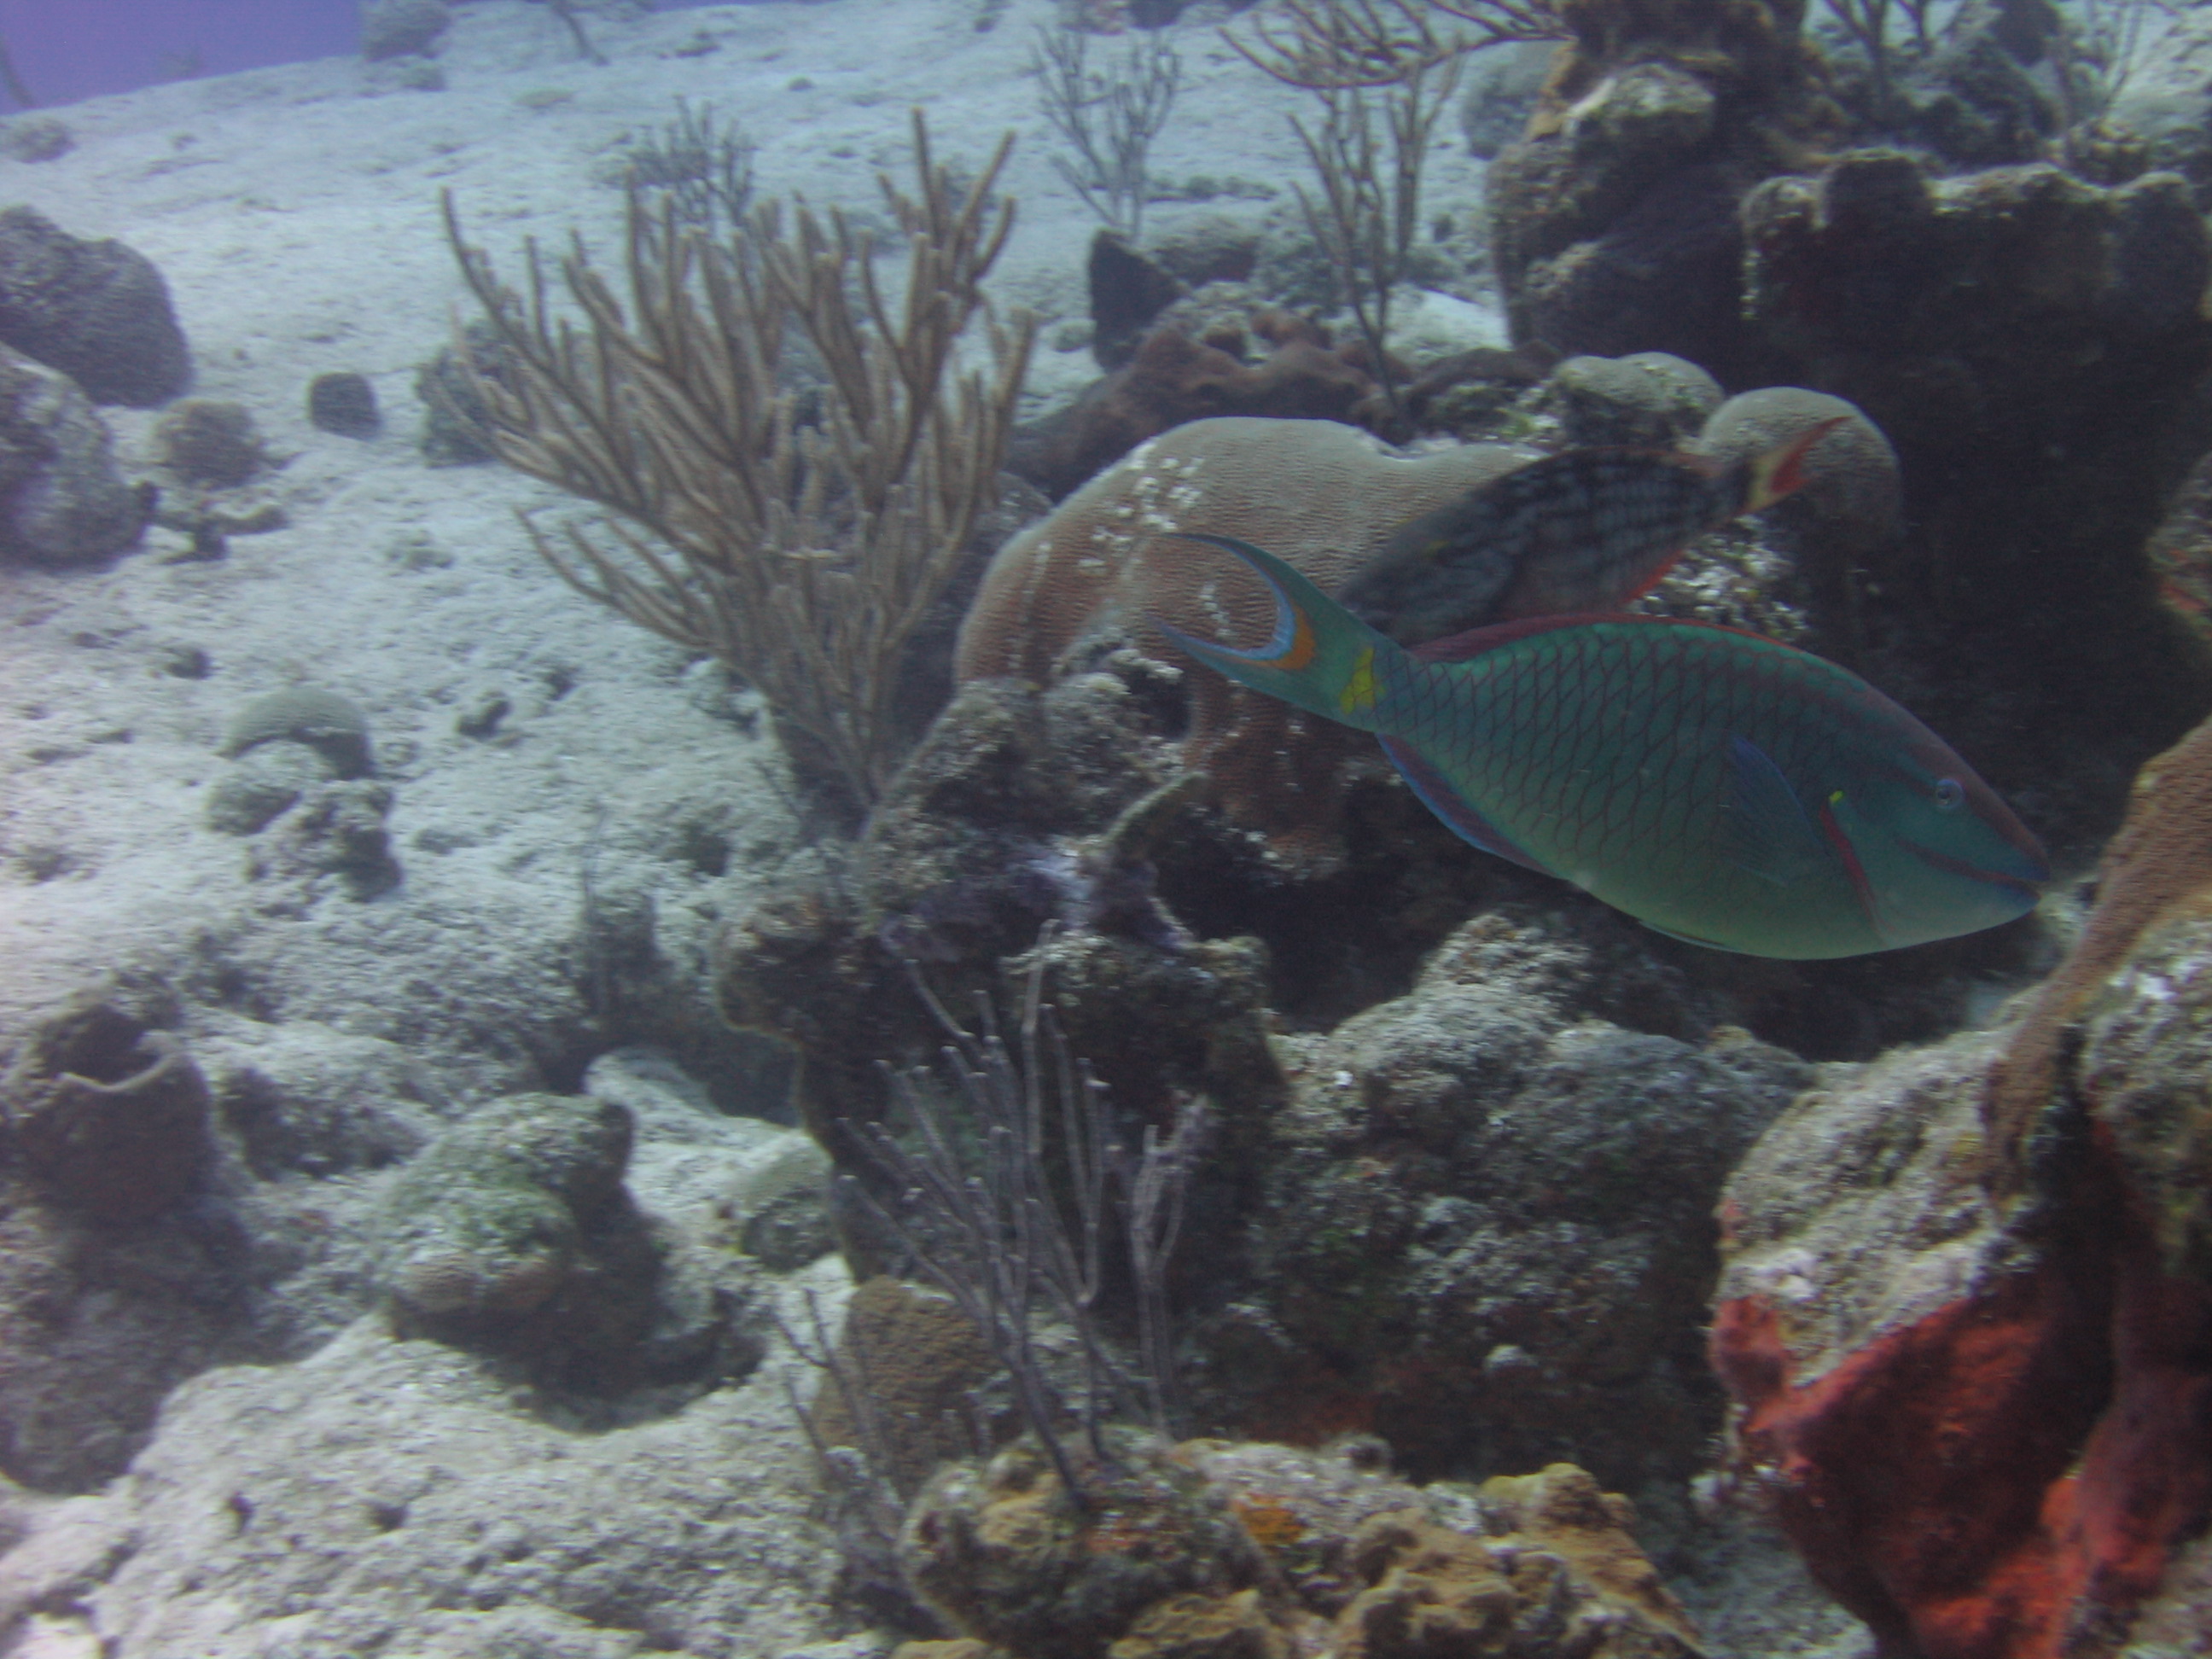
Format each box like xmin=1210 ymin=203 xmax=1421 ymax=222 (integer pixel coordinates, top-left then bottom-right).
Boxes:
xmin=444 ymin=112 xmax=1034 ymax=818
xmin=1228 ymin=0 xmax=1564 ymax=90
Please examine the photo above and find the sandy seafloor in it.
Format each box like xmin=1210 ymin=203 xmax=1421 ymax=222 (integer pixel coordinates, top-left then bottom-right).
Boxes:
xmin=0 ymin=3 xmax=1872 ymax=1655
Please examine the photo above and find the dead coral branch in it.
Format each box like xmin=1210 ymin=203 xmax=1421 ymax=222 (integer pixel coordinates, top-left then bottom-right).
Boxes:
xmin=443 ymin=112 xmax=1034 ymax=817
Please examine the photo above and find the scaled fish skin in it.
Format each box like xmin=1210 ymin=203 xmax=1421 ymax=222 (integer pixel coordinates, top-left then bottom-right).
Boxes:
xmin=1155 ymin=532 xmax=2047 ymax=960
xmin=1338 ymin=420 xmax=1847 ymax=646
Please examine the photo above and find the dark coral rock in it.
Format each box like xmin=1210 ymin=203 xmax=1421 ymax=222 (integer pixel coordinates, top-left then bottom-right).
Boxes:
xmin=415 ymin=322 xmax=506 ymax=465
xmin=1 ymin=988 xmax=212 ymax=1220
xmin=249 ymin=779 xmax=401 ymax=903
xmin=362 ymin=0 xmax=452 ymax=61
xmin=1229 ymin=917 xmax=1808 ymax=1490
xmin=0 ymin=343 xmax=149 ymax=567
xmin=306 ymin=370 xmax=381 ymax=439
xmin=0 ymin=207 xmax=191 ymax=408
xmin=0 ymin=116 xmax=73 ymax=164
xmin=154 ymin=398 xmax=266 ymax=487
xmin=1016 ymin=323 xmax=1381 ymax=503
xmin=1089 ymin=229 xmax=1189 ymax=371
xmin=1482 ymin=0 xmax=1834 ymax=387
xmin=1512 ymin=161 xmax=1771 ymax=384
xmin=1399 ymin=341 xmax=1557 ymax=438
xmin=373 ymin=1091 xmax=760 ymax=1400
xmin=205 ymin=740 xmax=331 ymax=835
xmin=1742 ymin=151 xmax=2212 ymax=857
xmin=1538 ymin=350 xmax=1720 ymax=449
xmin=899 ymin=1428 xmax=1278 ymax=1659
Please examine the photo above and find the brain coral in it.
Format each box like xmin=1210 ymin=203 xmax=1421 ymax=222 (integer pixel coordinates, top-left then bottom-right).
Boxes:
xmin=954 ymin=416 xmax=1535 ymax=870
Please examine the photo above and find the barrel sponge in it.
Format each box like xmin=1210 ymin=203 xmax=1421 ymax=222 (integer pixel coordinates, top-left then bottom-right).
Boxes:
xmin=953 ymin=416 xmax=1534 ymax=871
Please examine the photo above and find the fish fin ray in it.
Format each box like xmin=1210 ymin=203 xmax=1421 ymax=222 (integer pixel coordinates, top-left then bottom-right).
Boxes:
xmin=1720 ymin=734 xmax=1831 ymax=888
xmin=1379 ymin=736 xmax=1554 ymax=875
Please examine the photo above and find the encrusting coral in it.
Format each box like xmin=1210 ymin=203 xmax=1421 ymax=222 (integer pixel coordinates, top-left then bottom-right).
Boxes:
xmin=1709 ymin=709 xmax=2212 ymax=1656
xmin=892 ymin=1434 xmax=1700 ymax=1659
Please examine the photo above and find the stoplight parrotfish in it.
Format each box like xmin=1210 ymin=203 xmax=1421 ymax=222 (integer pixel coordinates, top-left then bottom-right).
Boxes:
xmin=1154 ymin=533 xmax=2046 ymax=960
xmin=1337 ymin=419 xmax=1848 ymax=645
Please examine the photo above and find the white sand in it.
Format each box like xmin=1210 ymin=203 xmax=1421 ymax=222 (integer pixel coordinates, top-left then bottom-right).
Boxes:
xmin=0 ymin=6 xmax=1509 ymax=1654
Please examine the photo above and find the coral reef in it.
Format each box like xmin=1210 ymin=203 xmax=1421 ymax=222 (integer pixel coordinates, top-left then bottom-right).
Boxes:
xmin=894 ymin=1435 xmax=1699 ymax=1659
xmin=1739 ymin=151 xmax=2212 ymax=848
xmin=1483 ymin=0 xmax=1833 ymax=387
xmin=372 ymin=1089 xmax=762 ymax=1402
xmin=1223 ymin=912 xmax=1809 ymax=1491
xmin=0 ymin=207 xmax=190 ymax=408
xmin=1710 ymin=717 xmax=2212 ymax=1655
xmin=1 ymin=987 xmax=212 ymax=1222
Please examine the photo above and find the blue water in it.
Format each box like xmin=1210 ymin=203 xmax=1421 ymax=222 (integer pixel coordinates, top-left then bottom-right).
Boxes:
xmin=0 ymin=0 xmax=718 ymax=110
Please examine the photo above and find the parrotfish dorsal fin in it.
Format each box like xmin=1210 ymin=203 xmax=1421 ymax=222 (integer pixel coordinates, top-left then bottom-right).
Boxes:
xmin=1411 ymin=610 xmax=1784 ymax=667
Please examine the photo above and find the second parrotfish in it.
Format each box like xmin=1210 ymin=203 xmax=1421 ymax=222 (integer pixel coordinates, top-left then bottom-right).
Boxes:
xmin=1153 ymin=533 xmax=2047 ymax=960
xmin=1337 ymin=420 xmax=1848 ymax=644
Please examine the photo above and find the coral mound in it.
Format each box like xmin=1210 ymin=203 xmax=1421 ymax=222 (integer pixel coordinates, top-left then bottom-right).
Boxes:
xmin=1712 ymin=715 xmax=2212 ymax=1656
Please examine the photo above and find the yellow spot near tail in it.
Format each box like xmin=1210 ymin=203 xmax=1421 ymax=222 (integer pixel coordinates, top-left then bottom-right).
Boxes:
xmin=1339 ymin=646 xmax=1378 ymax=715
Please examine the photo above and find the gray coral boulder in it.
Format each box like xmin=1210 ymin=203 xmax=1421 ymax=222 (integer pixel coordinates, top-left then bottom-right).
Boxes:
xmin=0 ymin=207 xmax=190 ymax=408
xmin=373 ymin=1091 xmax=763 ymax=1402
xmin=0 ymin=345 xmax=149 ymax=567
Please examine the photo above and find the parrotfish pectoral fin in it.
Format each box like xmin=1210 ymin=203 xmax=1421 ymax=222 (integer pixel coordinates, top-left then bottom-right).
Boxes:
xmin=1378 ymin=735 xmax=1555 ymax=876
xmin=1741 ymin=416 xmax=1850 ymax=514
xmin=1150 ymin=532 xmax=1401 ymax=731
xmin=1719 ymin=734 xmax=1833 ymax=888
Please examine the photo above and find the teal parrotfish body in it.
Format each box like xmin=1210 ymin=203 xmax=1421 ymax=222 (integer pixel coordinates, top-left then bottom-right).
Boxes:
xmin=1153 ymin=533 xmax=2047 ymax=959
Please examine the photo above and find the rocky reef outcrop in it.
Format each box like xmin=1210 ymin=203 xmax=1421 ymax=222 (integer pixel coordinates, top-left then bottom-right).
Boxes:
xmin=893 ymin=1435 xmax=1700 ymax=1659
xmin=1710 ymin=707 xmax=2212 ymax=1656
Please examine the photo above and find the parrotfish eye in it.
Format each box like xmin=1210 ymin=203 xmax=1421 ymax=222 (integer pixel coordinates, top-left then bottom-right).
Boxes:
xmin=1933 ymin=777 xmax=1965 ymax=812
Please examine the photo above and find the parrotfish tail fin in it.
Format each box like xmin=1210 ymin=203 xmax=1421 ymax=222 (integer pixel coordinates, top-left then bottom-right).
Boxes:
xmin=1741 ymin=416 xmax=1851 ymax=514
xmin=1150 ymin=532 xmax=1405 ymax=734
